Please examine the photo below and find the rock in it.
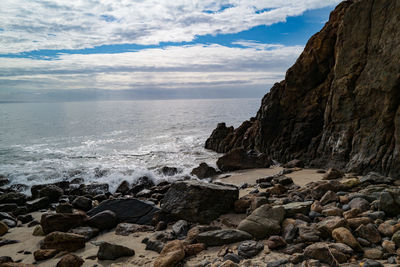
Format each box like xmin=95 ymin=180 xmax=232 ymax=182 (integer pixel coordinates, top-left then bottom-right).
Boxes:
xmin=378 ymin=221 xmax=400 ymax=237
xmin=311 ymin=201 xmax=323 ymax=213
xmin=40 ymin=232 xmax=85 ymax=252
xmin=32 ymin=225 xmax=45 ymax=236
xmin=0 ymin=239 xmax=18 ymax=247
xmin=234 ymin=195 xmax=253 ymax=214
xmin=130 ymin=176 xmax=155 ymax=195
xmin=115 ymin=223 xmax=154 ymax=236
xmin=298 ymin=224 xmax=320 ymax=243
xmin=97 ymin=242 xmax=135 ymax=260
xmin=223 ymin=253 xmax=241 ymax=264
xmin=320 ymin=191 xmax=338 ymax=205
xmin=347 ymin=217 xmax=372 ymax=230
xmin=56 ymin=254 xmax=84 ymax=267
xmin=321 ymin=207 xmax=343 ymax=217
xmin=26 ymin=197 xmax=50 ymax=212
xmin=363 ymin=248 xmax=383 ymax=260
xmin=216 ymin=148 xmax=271 ymax=172
xmin=0 ymin=204 xmax=18 ymax=213
xmin=195 ymin=229 xmax=252 ymax=246
xmin=343 ymin=208 xmax=362 ymax=219
xmin=69 ymin=226 xmax=99 ymax=241
xmin=161 ymin=180 xmax=238 ymax=224
xmin=237 ymin=240 xmax=263 ymax=259
xmin=142 ymin=231 xmax=175 ymax=253
xmin=283 ymin=201 xmax=313 ymax=217
xmin=360 ymin=259 xmax=384 ymax=267
xmin=88 ymin=210 xmax=117 ymax=230
xmin=205 ymin=122 xmax=234 ymax=153
xmin=191 ymin=163 xmax=218 ymax=179
xmin=266 ymin=236 xmax=286 ymax=250
xmin=40 ymin=213 xmax=87 ymax=234
xmin=56 ymin=203 xmax=73 ymax=213
xmin=391 ymin=230 xmax=400 ymax=247
xmin=186 ymin=225 xmax=221 ymax=244
xmin=153 ymin=240 xmax=185 ymax=267
xmin=87 ymin=198 xmax=159 ymax=225
xmin=317 ymin=216 xmax=347 ymax=237
xmin=304 ymin=242 xmax=353 ymax=264
xmin=272 ymin=175 xmax=293 ymax=186
xmin=84 ymin=183 xmax=109 ymax=195
xmin=0 ymin=221 xmax=8 ymax=236
xmin=171 ymin=220 xmax=189 ymax=240
xmin=17 ymin=214 xmax=33 ymax=224
xmin=183 ymin=243 xmax=206 ymax=257
xmin=218 ymin=260 xmax=239 ymax=267
xmin=72 ymin=196 xmax=92 ymax=211
xmin=355 ymin=224 xmax=381 ymax=244
xmin=115 ymin=180 xmax=130 ymax=195
xmin=341 ymin=178 xmax=360 ymax=188
xmin=382 ymin=240 xmax=396 ymax=254
xmin=378 ymin=189 xmax=400 ymax=217
xmin=237 ymin=205 xmax=285 ymax=239
xmin=282 ymin=159 xmax=304 ymax=168
xmin=360 ymin=172 xmax=393 ymax=184
xmin=38 ymin=185 xmax=63 ymax=202
xmin=33 ymin=249 xmax=58 ymax=261
xmin=0 ymin=192 xmax=26 ymax=205
xmin=322 ymin=168 xmax=344 ymax=180
xmin=348 ymin=197 xmax=370 ymax=212
xmin=160 ymin=166 xmax=180 ymax=176
xmin=0 ymin=176 xmax=10 ymax=187
xmin=332 ymin=227 xmax=361 ymax=250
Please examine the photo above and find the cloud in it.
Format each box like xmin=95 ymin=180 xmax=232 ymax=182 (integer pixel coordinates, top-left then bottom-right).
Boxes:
xmin=0 ymin=44 xmax=302 ymax=94
xmin=0 ymin=0 xmax=341 ymax=54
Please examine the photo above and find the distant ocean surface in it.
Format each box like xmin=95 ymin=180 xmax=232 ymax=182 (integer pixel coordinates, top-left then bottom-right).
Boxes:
xmin=0 ymin=98 xmax=259 ymax=194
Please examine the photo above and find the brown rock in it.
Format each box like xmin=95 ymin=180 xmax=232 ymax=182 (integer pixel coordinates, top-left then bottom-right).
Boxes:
xmin=355 ymin=223 xmax=381 ymax=244
xmin=56 ymin=254 xmax=84 ymax=267
xmin=40 ymin=213 xmax=87 ymax=234
xmin=184 ymin=243 xmax=206 ymax=257
xmin=304 ymin=242 xmax=353 ymax=264
xmin=266 ymin=236 xmax=286 ymax=250
xmin=343 ymin=208 xmax=362 ymax=220
xmin=322 ymin=168 xmax=344 ymax=180
xmin=363 ymin=248 xmax=383 ymax=260
xmin=321 ymin=207 xmax=343 ymax=217
xmin=346 ymin=217 xmax=372 ymax=230
xmin=311 ymin=201 xmax=323 ymax=213
xmin=317 ymin=216 xmax=347 ymax=237
xmin=320 ymin=190 xmax=338 ymax=205
xmin=378 ymin=221 xmax=400 ymax=237
xmin=34 ymin=249 xmax=59 ymax=261
xmin=0 ymin=221 xmax=8 ymax=236
xmin=332 ymin=227 xmax=361 ymax=250
xmin=382 ymin=240 xmax=396 ymax=254
xmin=153 ymin=240 xmax=185 ymax=267
xmin=218 ymin=260 xmax=239 ymax=267
xmin=115 ymin=223 xmax=154 ymax=236
xmin=40 ymin=232 xmax=85 ymax=252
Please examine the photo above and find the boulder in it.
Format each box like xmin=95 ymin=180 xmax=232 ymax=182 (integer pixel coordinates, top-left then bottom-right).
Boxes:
xmin=87 ymin=198 xmax=159 ymax=225
xmin=87 ymin=210 xmax=117 ymax=230
xmin=360 ymin=172 xmax=393 ymax=184
xmin=317 ymin=216 xmax=347 ymax=238
xmin=56 ymin=203 xmax=73 ymax=213
xmin=283 ymin=201 xmax=312 ymax=217
xmin=40 ymin=232 xmax=85 ymax=252
xmin=17 ymin=214 xmax=33 ymax=224
xmin=0 ymin=192 xmax=26 ymax=205
xmin=348 ymin=197 xmax=370 ymax=212
xmin=161 ymin=180 xmax=238 ymax=224
xmin=71 ymin=196 xmax=92 ymax=211
xmin=153 ymin=240 xmax=185 ymax=267
xmin=115 ymin=180 xmax=130 ymax=195
xmin=40 ymin=213 xmax=87 ymax=234
xmin=97 ymin=242 xmax=135 ymax=260
xmin=38 ymin=185 xmax=63 ymax=202
xmin=332 ymin=227 xmax=361 ymax=250
xmin=33 ymin=249 xmax=58 ymax=261
xmin=160 ymin=166 xmax=180 ymax=176
xmin=237 ymin=240 xmax=264 ymax=259
xmin=171 ymin=220 xmax=189 ymax=240
xmin=205 ymin=122 xmax=234 ymax=153
xmin=130 ymin=176 xmax=155 ymax=195
xmin=195 ymin=229 xmax=252 ymax=246
xmin=304 ymin=242 xmax=353 ymax=264
xmin=216 ymin=148 xmax=271 ymax=172
xmin=142 ymin=231 xmax=175 ymax=253
xmin=378 ymin=189 xmax=400 ymax=217
xmin=69 ymin=226 xmax=99 ymax=241
xmin=237 ymin=205 xmax=285 ymax=239
xmin=355 ymin=223 xmax=381 ymax=244
xmin=83 ymin=183 xmax=109 ymax=195
xmin=26 ymin=197 xmax=50 ymax=212
xmin=322 ymin=168 xmax=344 ymax=180
xmin=56 ymin=254 xmax=84 ymax=267
xmin=191 ymin=163 xmax=218 ymax=179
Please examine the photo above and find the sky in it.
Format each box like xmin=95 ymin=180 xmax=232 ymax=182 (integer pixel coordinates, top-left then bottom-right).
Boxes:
xmin=0 ymin=0 xmax=341 ymax=102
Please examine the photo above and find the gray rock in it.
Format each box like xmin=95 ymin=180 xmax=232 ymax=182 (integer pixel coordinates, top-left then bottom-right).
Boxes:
xmin=69 ymin=226 xmax=99 ymax=241
xmin=196 ymin=229 xmax=252 ymax=246
xmin=115 ymin=223 xmax=154 ymax=236
xmin=378 ymin=189 xmax=400 ymax=217
xmin=172 ymin=220 xmax=189 ymax=240
xmin=304 ymin=242 xmax=353 ymax=264
xmin=237 ymin=205 xmax=285 ymax=239
xmin=38 ymin=185 xmax=63 ymax=202
xmin=223 ymin=253 xmax=242 ymax=264
xmin=283 ymin=201 xmax=313 ymax=217
xmin=97 ymin=242 xmax=135 ymax=260
xmin=161 ymin=180 xmax=238 ymax=224
xmin=87 ymin=198 xmax=159 ymax=225
xmin=27 ymin=197 xmax=50 ymax=212
xmin=141 ymin=231 xmax=175 ymax=253
xmin=191 ymin=162 xmax=218 ymax=179
xmin=40 ymin=213 xmax=87 ymax=234
xmin=348 ymin=197 xmax=370 ymax=212
xmin=115 ymin=180 xmax=130 ymax=195
xmin=72 ymin=196 xmax=92 ymax=211
xmin=360 ymin=172 xmax=393 ymax=184
xmin=238 ymin=240 xmax=264 ymax=259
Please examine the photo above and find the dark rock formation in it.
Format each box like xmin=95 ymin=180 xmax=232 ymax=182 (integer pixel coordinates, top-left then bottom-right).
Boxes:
xmin=206 ymin=0 xmax=400 ymax=177
xmin=216 ymin=148 xmax=272 ymax=172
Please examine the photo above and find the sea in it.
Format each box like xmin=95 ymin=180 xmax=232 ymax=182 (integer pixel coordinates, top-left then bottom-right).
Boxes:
xmin=0 ymin=98 xmax=260 ymax=194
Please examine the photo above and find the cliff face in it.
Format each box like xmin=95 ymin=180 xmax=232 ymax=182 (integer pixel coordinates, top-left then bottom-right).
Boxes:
xmin=206 ymin=0 xmax=400 ymax=177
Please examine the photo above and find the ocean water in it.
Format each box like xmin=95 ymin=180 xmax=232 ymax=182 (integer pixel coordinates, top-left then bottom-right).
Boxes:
xmin=0 ymin=98 xmax=259 ymax=194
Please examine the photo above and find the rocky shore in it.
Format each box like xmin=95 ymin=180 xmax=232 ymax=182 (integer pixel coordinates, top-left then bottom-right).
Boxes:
xmin=0 ymin=163 xmax=400 ymax=267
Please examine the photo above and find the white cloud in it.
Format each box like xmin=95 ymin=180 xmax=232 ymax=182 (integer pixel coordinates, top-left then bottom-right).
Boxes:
xmin=0 ymin=44 xmax=303 ymax=91
xmin=0 ymin=0 xmax=341 ymax=54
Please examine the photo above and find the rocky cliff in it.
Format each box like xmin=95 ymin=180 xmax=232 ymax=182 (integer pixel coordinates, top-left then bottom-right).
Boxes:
xmin=206 ymin=0 xmax=400 ymax=177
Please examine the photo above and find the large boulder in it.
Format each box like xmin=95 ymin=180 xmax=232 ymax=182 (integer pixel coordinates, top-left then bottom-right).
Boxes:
xmin=40 ymin=232 xmax=85 ymax=252
xmin=204 ymin=0 xmax=400 ymax=177
xmin=40 ymin=213 xmax=87 ymax=234
xmin=87 ymin=198 xmax=159 ymax=225
xmin=205 ymin=122 xmax=234 ymax=153
xmin=191 ymin=163 xmax=218 ymax=179
xmin=216 ymin=148 xmax=271 ymax=172
xmin=161 ymin=180 xmax=238 ymax=224
xmin=87 ymin=210 xmax=117 ymax=230
xmin=304 ymin=242 xmax=353 ymax=264
xmin=237 ymin=205 xmax=285 ymax=239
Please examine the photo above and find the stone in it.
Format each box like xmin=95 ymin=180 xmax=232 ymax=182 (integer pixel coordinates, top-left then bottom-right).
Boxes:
xmin=97 ymin=242 xmax=135 ymax=260
xmin=311 ymin=201 xmax=323 ymax=213
xmin=0 ymin=192 xmax=26 ymax=206
xmin=0 ymin=176 xmax=10 ymax=187
xmin=204 ymin=0 xmax=400 ymax=179
xmin=33 ymin=249 xmax=59 ymax=261
xmin=26 ymin=197 xmax=50 ymax=212
xmin=341 ymin=178 xmax=360 ymax=188
xmin=161 ymin=180 xmax=238 ymax=224
xmin=283 ymin=201 xmax=313 ymax=217
xmin=183 ymin=243 xmax=206 ymax=257
xmin=360 ymin=259 xmax=384 ymax=267
xmin=32 ymin=225 xmax=45 ymax=236
xmin=391 ymin=230 xmax=400 ymax=247
xmin=72 ymin=196 xmax=92 ymax=211
xmin=40 ymin=213 xmax=87 ymax=234
xmin=56 ymin=254 xmax=84 ymax=267
xmin=272 ymin=175 xmax=293 ymax=186
xmin=87 ymin=210 xmax=117 ymax=230
xmin=130 ymin=176 xmax=155 ymax=195
xmin=343 ymin=208 xmax=362 ymax=220
xmin=282 ymin=159 xmax=304 ymax=168
xmin=360 ymin=172 xmax=393 ymax=184
xmin=223 ymin=253 xmax=241 ymax=264
xmin=304 ymin=242 xmax=353 ymax=264
xmin=115 ymin=180 xmax=130 ymax=195
xmin=186 ymin=225 xmax=221 ymax=244
xmin=216 ymin=148 xmax=272 ymax=172
xmin=219 ymin=260 xmax=239 ymax=267
xmin=38 ymin=185 xmax=63 ymax=202
xmin=266 ymin=236 xmax=286 ymax=250
xmin=322 ymin=168 xmax=344 ymax=180
xmin=320 ymin=191 xmax=337 ymax=205
xmin=153 ymin=240 xmax=185 ymax=267
xmin=332 ymin=227 xmax=361 ymax=250
xmin=298 ymin=224 xmax=320 ymax=243
xmin=195 ymin=229 xmax=252 ymax=246
xmin=355 ymin=224 xmax=381 ymax=244
xmin=347 ymin=217 xmax=372 ymax=230
xmin=142 ymin=231 xmax=175 ymax=253
xmin=321 ymin=207 xmax=343 ymax=217
xmin=378 ymin=221 xmax=400 ymax=237
xmin=237 ymin=205 xmax=285 ymax=239
xmin=0 ymin=204 xmax=18 ymax=213
xmin=237 ymin=240 xmax=264 ymax=259
xmin=317 ymin=216 xmax=347 ymax=238
xmin=56 ymin=203 xmax=73 ymax=213
xmin=84 ymin=183 xmax=109 ymax=195
xmin=348 ymin=197 xmax=370 ymax=212
xmin=87 ymin=198 xmax=159 ymax=225
xmin=363 ymin=248 xmax=383 ymax=260
xmin=382 ymin=240 xmax=396 ymax=254
xmin=234 ymin=195 xmax=253 ymax=214
xmin=191 ymin=162 xmax=218 ymax=179
xmin=0 ymin=221 xmax=8 ymax=236
xmin=17 ymin=214 xmax=33 ymax=224
xmin=171 ymin=220 xmax=189 ymax=240
xmin=378 ymin=189 xmax=400 ymax=217
xmin=40 ymin=232 xmax=85 ymax=252
xmin=115 ymin=223 xmax=154 ymax=236
xmin=69 ymin=226 xmax=99 ymax=241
